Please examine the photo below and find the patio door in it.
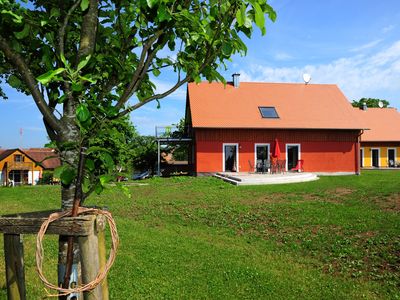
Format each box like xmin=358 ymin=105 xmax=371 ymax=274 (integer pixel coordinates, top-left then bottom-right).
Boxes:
xmin=371 ymin=149 xmax=379 ymax=167
xmin=223 ymin=144 xmax=238 ymax=172
xmin=286 ymin=144 xmax=300 ymax=170
xmin=388 ymin=149 xmax=395 ymax=167
xmin=255 ymin=144 xmax=270 ymax=172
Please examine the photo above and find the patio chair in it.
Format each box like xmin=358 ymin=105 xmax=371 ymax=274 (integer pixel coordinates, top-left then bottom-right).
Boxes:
xmin=270 ymin=157 xmax=279 ymax=174
xmin=256 ymin=159 xmax=263 ymax=173
xmin=278 ymin=159 xmax=286 ymax=174
xmin=388 ymin=160 xmax=395 ymax=168
xmin=248 ymin=160 xmax=256 ymax=173
xmin=263 ymin=159 xmax=271 ymax=173
xmin=290 ymin=159 xmax=304 ymax=172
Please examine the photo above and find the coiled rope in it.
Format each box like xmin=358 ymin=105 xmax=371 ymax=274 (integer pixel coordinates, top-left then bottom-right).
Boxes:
xmin=36 ymin=207 xmax=119 ymax=297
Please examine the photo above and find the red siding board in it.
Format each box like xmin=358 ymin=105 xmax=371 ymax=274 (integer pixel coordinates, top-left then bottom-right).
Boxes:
xmin=194 ymin=128 xmax=359 ymax=173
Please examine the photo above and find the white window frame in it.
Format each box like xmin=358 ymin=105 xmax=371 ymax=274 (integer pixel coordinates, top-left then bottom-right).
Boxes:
xmin=371 ymin=148 xmax=380 ymax=167
xmin=360 ymin=147 xmax=364 ymax=168
xmin=387 ymin=148 xmax=396 ymax=167
xmin=222 ymin=143 xmax=239 ymax=172
xmin=286 ymin=143 xmax=301 ymax=171
xmin=254 ymin=143 xmax=270 ymax=164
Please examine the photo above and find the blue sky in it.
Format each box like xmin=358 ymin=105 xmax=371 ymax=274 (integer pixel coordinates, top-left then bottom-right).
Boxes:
xmin=1 ymin=0 xmax=400 ymax=148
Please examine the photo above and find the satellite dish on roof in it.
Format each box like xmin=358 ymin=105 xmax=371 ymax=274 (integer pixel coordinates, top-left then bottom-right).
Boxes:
xmin=378 ymin=100 xmax=384 ymax=108
xmin=303 ymin=73 xmax=311 ymax=84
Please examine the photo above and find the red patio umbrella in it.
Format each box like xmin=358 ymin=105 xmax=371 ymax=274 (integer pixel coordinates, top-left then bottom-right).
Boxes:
xmin=273 ymin=138 xmax=281 ymax=158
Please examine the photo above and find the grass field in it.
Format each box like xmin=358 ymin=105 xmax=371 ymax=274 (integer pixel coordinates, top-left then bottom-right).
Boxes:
xmin=0 ymin=170 xmax=399 ymax=299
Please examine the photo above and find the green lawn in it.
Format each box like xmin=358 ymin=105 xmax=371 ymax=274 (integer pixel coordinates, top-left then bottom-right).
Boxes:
xmin=0 ymin=170 xmax=399 ymax=299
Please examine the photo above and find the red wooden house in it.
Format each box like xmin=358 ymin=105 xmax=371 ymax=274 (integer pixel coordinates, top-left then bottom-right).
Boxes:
xmin=186 ymin=78 xmax=365 ymax=175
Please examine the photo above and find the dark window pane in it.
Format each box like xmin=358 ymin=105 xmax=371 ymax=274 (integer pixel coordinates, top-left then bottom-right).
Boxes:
xmin=259 ymin=107 xmax=279 ymax=118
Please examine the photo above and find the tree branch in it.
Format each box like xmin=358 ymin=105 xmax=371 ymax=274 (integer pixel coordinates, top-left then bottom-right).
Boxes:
xmin=116 ymin=30 xmax=164 ymax=107
xmin=76 ymin=0 xmax=99 ymax=64
xmin=58 ymin=0 xmax=81 ymax=58
xmin=0 ymin=35 xmax=61 ymax=132
xmin=118 ymin=75 xmax=191 ymax=117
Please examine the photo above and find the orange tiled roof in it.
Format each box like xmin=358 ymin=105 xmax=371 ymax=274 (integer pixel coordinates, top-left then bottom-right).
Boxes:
xmin=23 ymin=148 xmax=61 ymax=169
xmin=355 ymin=107 xmax=400 ymax=142
xmin=188 ymin=82 xmax=366 ymax=130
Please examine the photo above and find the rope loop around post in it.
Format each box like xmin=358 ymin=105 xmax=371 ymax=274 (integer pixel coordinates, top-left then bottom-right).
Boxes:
xmin=35 ymin=207 xmax=119 ymax=297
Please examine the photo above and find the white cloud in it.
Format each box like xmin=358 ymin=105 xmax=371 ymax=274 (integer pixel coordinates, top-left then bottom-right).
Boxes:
xmin=274 ymin=52 xmax=293 ymax=61
xmin=350 ymin=39 xmax=383 ymax=52
xmin=238 ymin=40 xmax=400 ymax=102
xmin=382 ymin=25 xmax=395 ymax=33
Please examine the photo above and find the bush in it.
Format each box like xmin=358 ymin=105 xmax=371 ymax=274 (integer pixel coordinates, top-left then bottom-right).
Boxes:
xmin=38 ymin=171 xmax=54 ymax=185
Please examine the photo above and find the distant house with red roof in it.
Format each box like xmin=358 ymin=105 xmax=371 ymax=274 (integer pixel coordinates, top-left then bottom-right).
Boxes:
xmin=186 ymin=78 xmax=366 ymax=175
xmin=0 ymin=148 xmax=60 ymax=186
xmin=355 ymin=107 xmax=400 ymax=168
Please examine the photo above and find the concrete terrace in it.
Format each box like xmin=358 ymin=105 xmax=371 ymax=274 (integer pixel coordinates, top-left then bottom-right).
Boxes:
xmin=214 ymin=172 xmax=319 ymax=186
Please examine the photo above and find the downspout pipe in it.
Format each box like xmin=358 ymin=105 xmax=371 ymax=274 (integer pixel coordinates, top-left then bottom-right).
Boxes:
xmin=356 ymin=130 xmax=364 ymax=175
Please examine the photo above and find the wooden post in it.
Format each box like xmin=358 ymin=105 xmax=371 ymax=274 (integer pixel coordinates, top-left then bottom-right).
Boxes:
xmin=96 ymin=215 xmax=109 ymax=300
xmin=4 ymin=234 xmax=26 ymax=300
xmin=78 ymin=230 xmax=102 ymax=300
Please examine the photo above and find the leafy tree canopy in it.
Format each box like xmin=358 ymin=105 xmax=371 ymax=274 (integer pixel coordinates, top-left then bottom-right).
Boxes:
xmin=352 ymin=98 xmax=390 ymax=108
xmin=0 ymin=0 xmax=276 ymax=206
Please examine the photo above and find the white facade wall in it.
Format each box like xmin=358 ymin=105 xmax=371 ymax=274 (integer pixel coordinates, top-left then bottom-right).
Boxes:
xmin=28 ymin=170 xmax=41 ymax=185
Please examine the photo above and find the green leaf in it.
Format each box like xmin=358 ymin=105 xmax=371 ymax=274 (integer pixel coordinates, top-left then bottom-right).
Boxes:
xmin=253 ymin=3 xmax=265 ymax=34
xmin=158 ymin=4 xmax=171 ymax=22
xmin=1 ymin=9 xmax=22 ymax=23
xmin=152 ymin=68 xmax=161 ymax=77
xmin=222 ymin=41 xmax=233 ymax=57
xmin=76 ymin=104 xmax=91 ymax=122
xmin=244 ymin=17 xmax=252 ymax=29
xmin=99 ymin=174 xmax=114 ymax=187
xmin=54 ymin=165 xmax=76 ymax=185
xmin=36 ymin=68 xmax=65 ymax=85
xmin=77 ymin=55 xmax=91 ymax=72
xmin=236 ymin=5 xmax=244 ymax=27
xmin=265 ymin=4 xmax=277 ymax=22
xmin=79 ymin=74 xmax=97 ymax=84
xmin=50 ymin=7 xmax=60 ymax=19
xmin=60 ymin=167 xmax=76 ymax=185
xmin=71 ymin=82 xmax=84 ymax=92
xmin=14 ymin=24 xmax=30 ymax=39
xmin=82 ymin=177 xmax=90 ymax=193
xmin=100 ymin=152 xmax=114 ymax=169
xmin=94 ymin=182 xmax=103 ymax=194
xmin=146 ymin=0 xmax=158 ymax=8
xmin=40 ymin=20 xmax=48 ymax=26
xmin=53 ymin=165 xmax=64 ymax=179
xmin=80 ymin=0 xmax=89 ymax=11
xmin=85 ymin=159 xmax=95 ymax=171
xmin=8 ymin=75 xmax=22 ymax=88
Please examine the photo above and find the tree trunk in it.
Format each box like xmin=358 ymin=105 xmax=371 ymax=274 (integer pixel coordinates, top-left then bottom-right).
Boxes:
xmin=57 ymin=108 xmax=81 ymax=299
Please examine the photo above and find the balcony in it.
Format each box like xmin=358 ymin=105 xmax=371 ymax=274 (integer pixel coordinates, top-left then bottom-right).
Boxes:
xmin=8 ymin=162 xmax=34 ymax=171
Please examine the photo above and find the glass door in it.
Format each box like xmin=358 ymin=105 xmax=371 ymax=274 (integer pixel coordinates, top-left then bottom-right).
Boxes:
xmin=371 ymin=149 xmax=379 ymax=167
xmin=287 ymin=145 xmax=300 ymax=170
xmin=256 ymin=144 xmax=269 ymax=172
xmin=388 ymin=149 xmax=395 ymax=167
xmin=224 ymin=144 xmax=238 ymax=172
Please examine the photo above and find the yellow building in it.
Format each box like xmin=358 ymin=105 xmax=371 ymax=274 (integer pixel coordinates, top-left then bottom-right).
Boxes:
xmin=0 ymin=148 xmax=60 ymax=186
xmin=356 ymin=107 xmax=400 ymax=168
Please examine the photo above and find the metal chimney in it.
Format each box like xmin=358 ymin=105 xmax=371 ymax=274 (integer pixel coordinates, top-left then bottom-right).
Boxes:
xmin=232 ymin=73 xmax=240 ymax=88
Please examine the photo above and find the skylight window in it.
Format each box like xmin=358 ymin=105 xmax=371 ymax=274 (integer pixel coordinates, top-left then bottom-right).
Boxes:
xmin=259 ymin=107 xmax=279 ymax=118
